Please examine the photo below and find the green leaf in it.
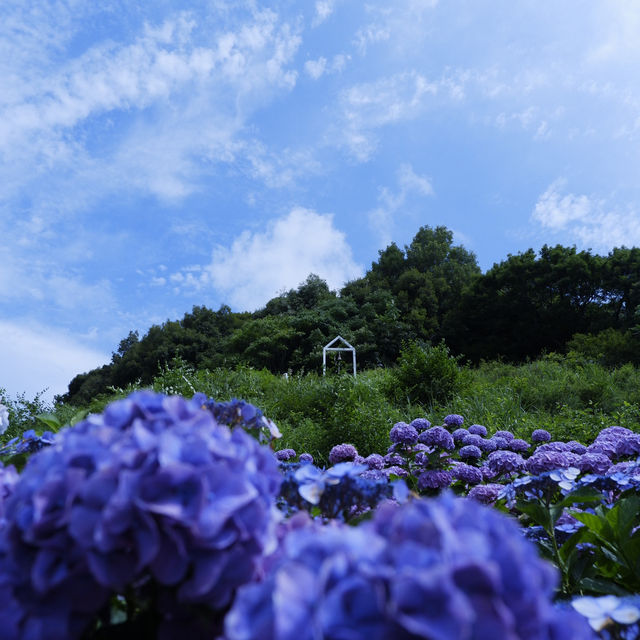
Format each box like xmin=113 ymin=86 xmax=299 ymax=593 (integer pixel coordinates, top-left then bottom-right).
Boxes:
xmin=515 ymin=500 xmax=552 ymax=530
xmin=577 ymin=577 xmax=630 ymax=597
xmin=35 ymin=413 xmax=61 ymax=431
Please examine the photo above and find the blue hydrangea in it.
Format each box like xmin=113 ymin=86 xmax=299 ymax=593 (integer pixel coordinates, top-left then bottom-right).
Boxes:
xmin=328 ymin=443 xmax=358 ymax=465
xmin=443 ymin=414 xmax=464 ymax=427
xmin=409 ymin=417 xmax=431 ymax=432
xmin=0 ymin=391 xmax=282 ymax=639
xmin=467 ymin=424 xmax=487 ymax=437
xmin=418 ymin=426 xmax=454 ymax=450
xmin=226 ymin=494 xmax=594 ymax=640
xmin=389 ymin=422 xmax=419 ymax=446
xmin=459 ymin=444 xmax=482 ymax=460
xmin=486 ymin=450 xmax=526 ymax=476
xmin=531 ymin=429 xmax=552 ymax=443
xmin=275 ymin=448 xmax=297 ymax=461
xmin=451 ymin=463 xmax=483 ymax=485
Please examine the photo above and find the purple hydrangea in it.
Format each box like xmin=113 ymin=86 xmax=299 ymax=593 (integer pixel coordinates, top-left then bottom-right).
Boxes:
xmin=364 ymin=453 xmax=385 ymax=470
xmin=480 ymin=464 xmax=498 ymax=481
xmin=417 ymin=469 xmax=453 ymax=490
xmin=494 ymin=430 xmax=515 ymax=441
xmin=409 ymin=418 xmax=431 ymax=432
xmin=275 ymin=448 xmax=297 ymax=461
xmin=508 ymin=438 xmax=531 ymax=453
xmin=616 ymin=434 xmax=640 ymax=458
xmin=384 ymin=452 xmax=406 ymax=467
xmin=486 ymin=450 xmax=526 ymax=476
xmin=226 ymin=494 xmax=594 ymax=639
xmin=459 ymin=445 xmax=482 ymax=460
xmin=299 ymin=453 xmax=314 ymax=464
xmin=489 ymin=436 xmax=510 ymax=450
xmin=451 ymin=463 xmax=483 ymax=485
xmin=467 ymin=424 xmax=488 ymax=437
xmin=0 ymin=391 xmax=282 ymax=639
xmin=526 ymin=451 xmax=582 ymax=475
xmin=566 ymin=441 xmax=588 ymax=455
xmin=478 ymin=437 xmax=498 ymax=453
xmin=418 ymin=426 xmax=454 ymax=450
xmin=389 ymin=422 xmax=419 ymax=446
xmin=384 ymin=465 xmax=409 ymax=479
xmin=578 ymin=452 xmax=611 ymax=475
xmin=467 ymin=483 xmax=503 ymax=504
xmin=328 ymin=443 xmax=358 ymax=465
xmin=531 ymin=429 xmax=552 ymax=443
xmin=461 ymin=433 xmax=483 ymax=447
xmin=536 ymin=441 xmax=571 ymax=453
xmin=586 ymin=440 xmax=618 ymax=459
xmin=452 ymin=428 xmax=469 ymax=443
xmin=443 ymin=414 xmax=464 ymax=428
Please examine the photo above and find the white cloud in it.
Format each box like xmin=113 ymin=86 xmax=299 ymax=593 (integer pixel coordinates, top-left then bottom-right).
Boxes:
xmin=312 ymin=1 xmax=337 ymax=27
xmin=304 ymin=57 xmax=327 ymax=80
xmin=531 ymin=180 xmax=640 ymax=249
xmin=338 ymin=71 xmax=438 ymax=160
xmin=0 ymin=321 xmax=108 ymax=402
xmin=198 ymin=208 xmax=363 ymax=310
xmin=368 ymin=164 xmax=434 ymax=246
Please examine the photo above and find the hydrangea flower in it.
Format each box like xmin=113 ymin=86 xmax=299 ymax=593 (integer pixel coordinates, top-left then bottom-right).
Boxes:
xmin=275 ymin=448 xmax=297 ymax=461
xmin=508 ymin=438 xmax=531 ymax=453
xmin=536 ymin=441 xmax=571 ymax=453
xmin=409 ymin=418 xmax=431 ymax=432
xmin=418 ymin=426 xmax=454 ymax=450
xmin=572 ymin=595 xmax=640 ymax=631
xmin=467 ymin=424 xmax=487 ymax=437
xmin=226 ymin=493 xmax=594 ymax=640
xmin=489 ymin=436 xmax=510 ymax=450
xmin=443 ymin=414 xmax=464 ymax=427
xmin=451 ymin=463 xmax=483 ymax=485
xmin=452 ymin=428 xmax=469 ymax=443
xmin=328 ymin=443 xmax=358 ymax=465
xmin=364 ymin=453 xmax=385 ymax=470
xmin=299 ymin=453 xmax=314 ymax=464
xmin=486 ymin=450 xmax=526 ymax=476
xmin=459 ymin=445 xmax=482 ymax=460
xmin=383 ymin=452 xmax=406 ymax=467
xmin=531 ymin=429 xmax=552 ymax=443
xmin=494 ymin=430 xmax=515 ymax=441
xmin=566 ymin=441 xmax=588 ymax=455
xmin=461 ymin=433 xmax=483 ymax=447
xmin=389 ymin=422 xmax=418 ymax=446
xmin=417 ymin=469 xmax=453 ymax=490
xmin=526 ymin=451 xmax=582 ymax=475
xmin=0 ymin=391 xmax=282 ymax=639
xmin=467 ymin=483 xmax=503 ymax=504
xmin=578 ymin=452 xmax=611 ymax=475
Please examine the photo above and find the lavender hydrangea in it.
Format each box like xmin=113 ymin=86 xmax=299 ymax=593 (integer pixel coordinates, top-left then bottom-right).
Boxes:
xmin=275 ymin=448 xmax=297 ymax=461
xmin=494 ymin=430 xmax=515 ymax=441
xmin=467 ymin=483 xmax=504 ymax=504
xmin=508 ymin=438 xmax=531 ymax=453
xmin=409 ymin=417 xmax=431 ymax=432
xmin=452 ymin=428 xmax=469 ymax=443
xmin=364 ymin=453 xmax=385 ymax=470
xmin=299 ymin=453 xmax=314 ymax=464
xmin=578 ymin=452 xmax=611 ymax=475
xmin=526 ymin=451 xmax=582 ymax=475
xmin=451 ymin=463 xmax=483 ymax=485
xmin=328 ymin=443 xmax=358 ymax=465
xmin=226 ymin=494 xmax=594 ymax=639
xmin=389 ymin=422 xmax=418 ymax=446
xmin=459 ymin=445 xmax=482 ymax=460
xmin=467 ymin=424 xmax=488 ymax=437
xmin=418 ymin=426 xmax=454 ymax=450
xmin=443 ymin=414 xmax=464 ymax=427
xmin=461 ymin=433 xmax=483 ymax=447
xmin=486 ymin=450 xmax=526 ymax=476
xmin=417 ymin=469 xmax=453 ymax=490
xmin=0 ymin=391 xmax=282 ymax=640
xmin=531 ymin=429 xmax=552 ymax=443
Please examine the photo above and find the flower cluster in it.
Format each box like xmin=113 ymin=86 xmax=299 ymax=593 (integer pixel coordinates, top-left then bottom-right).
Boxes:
xmin=225 ymin=493 xmax=595 ymax=639
xmin=0 ymin=391 xmax=282 ymax=639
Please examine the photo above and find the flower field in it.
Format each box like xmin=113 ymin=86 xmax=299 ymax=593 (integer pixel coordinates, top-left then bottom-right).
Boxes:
xmin=0 ymin=392 xmax=639 ymax=639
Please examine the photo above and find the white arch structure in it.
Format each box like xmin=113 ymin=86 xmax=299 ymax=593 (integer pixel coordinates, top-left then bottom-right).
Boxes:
xmin=322 ymin=335 xmax=356 ymax=378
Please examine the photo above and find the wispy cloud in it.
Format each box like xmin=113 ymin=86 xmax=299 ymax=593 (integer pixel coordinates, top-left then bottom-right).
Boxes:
xmin=337 ymin=71 xmax=438 ymax=160
xmin=171 ymin=208 xmax=363 ymax=310
xmin=368 ymin=164 xmax=434 ymax=247
xmin=531 ymin=180 xmax=640 ymax=250
xmin=0 ymin=320 xmax=108 ymax=401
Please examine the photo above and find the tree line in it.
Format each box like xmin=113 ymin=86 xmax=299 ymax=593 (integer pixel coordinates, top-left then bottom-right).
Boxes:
xmin=63 ymin=226 xmax=640 ymax=405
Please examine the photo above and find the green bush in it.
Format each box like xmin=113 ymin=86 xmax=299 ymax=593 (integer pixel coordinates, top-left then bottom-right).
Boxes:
xmin=391 ymin=341 xmax=462 ymax=407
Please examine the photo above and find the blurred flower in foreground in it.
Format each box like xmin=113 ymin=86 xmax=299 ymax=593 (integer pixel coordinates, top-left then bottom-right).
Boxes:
xmin=226 ymin=492 xmax=595 ymax=640
xmin=572 ymin=595 xmax=640 ymax=631
xmin=0 ymin=403 xmax=9 ymax=435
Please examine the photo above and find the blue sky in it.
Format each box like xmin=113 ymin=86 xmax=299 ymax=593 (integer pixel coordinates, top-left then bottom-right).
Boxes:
xmin=2 ymin=0 xmax=640 ymax=402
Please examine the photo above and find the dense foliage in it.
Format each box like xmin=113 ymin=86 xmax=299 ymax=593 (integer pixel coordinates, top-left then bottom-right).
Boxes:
xmin=60 ymin=225 xmax=640 ymax=406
